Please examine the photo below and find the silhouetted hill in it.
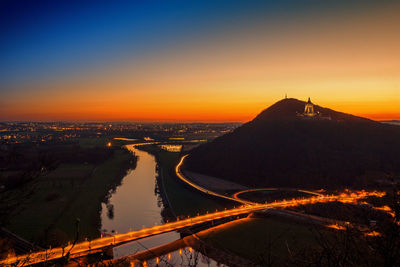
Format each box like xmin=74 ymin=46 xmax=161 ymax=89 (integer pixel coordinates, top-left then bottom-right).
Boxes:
xmin=185 ymin=98 xmax=400 ymax=189
xmin=252 ymin=98 xmax=372 ymax=123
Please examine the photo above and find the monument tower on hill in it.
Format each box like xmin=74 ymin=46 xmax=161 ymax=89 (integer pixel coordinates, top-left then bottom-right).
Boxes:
xmin=303 ymin=97 xmax=316 ymax=117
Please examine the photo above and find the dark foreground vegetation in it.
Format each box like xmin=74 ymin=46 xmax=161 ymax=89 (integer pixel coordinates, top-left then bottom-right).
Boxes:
xmin=195 ymin=188 xmax=400 ymax=267
xmin=0 ymin=137 xmax=136 ymax=254
xmin=139 ymin=145 xmax=400 ymax=266
xmin=0 ymin=138 xmax=114 ymax=191
xmin=186 ymin=98 xmax=400 ymax=189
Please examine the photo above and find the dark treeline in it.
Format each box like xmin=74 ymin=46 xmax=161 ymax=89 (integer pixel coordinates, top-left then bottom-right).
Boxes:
xmin=0 ymin=139 xmax=137 ymax=250
xmin=0 ymin=140 xmax=115 ymax=191
xmin=186 ymin=98 xmax=400 ymax=189
xmin=289 ymin=188 xmax=400 ymax=267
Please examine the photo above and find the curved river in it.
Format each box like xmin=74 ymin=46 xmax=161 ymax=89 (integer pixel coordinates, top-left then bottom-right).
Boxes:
xmin=101 ymin=145 xmax=167 ymax=234
xmin=100 ymin=144 xmax=223 ymax=266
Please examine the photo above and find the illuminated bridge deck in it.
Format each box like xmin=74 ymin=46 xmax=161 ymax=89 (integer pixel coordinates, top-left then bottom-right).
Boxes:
xmin=0 ymin=190 xmax=384 ymax=266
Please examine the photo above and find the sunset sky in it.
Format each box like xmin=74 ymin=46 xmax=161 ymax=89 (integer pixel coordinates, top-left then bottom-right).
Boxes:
xmin=1 ymin=0 xmax=399 ymax=122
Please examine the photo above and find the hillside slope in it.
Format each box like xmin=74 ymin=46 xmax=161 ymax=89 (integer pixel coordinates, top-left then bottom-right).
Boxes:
xmin=185 ymin=98 xmax=400 ymax=189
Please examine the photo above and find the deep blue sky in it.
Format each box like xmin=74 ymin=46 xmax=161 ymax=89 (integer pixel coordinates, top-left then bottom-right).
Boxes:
xmin=1 ymin=0 xmax=399 ymax=122
xmin=0 ymin=0 xmax=383 ymax=91
xmin=0 ymin=0 xmax=272 ymax=88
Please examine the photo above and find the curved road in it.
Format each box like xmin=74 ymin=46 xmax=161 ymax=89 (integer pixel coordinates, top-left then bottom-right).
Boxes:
xmin=0 ymin=190 xmax=385 ymax=266
xmin=2 ymin=154 xmax=386 ymax=266
xmin=176 ymin=154 xmax=322 ymax=205
xmin=175 ymin=155 xmax=253 ymax=205
xmin=233 ymin=188 xmax=322 ymax=203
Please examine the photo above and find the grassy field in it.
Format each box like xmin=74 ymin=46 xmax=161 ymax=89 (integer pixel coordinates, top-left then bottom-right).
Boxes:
xmin=53 ymin=149 xmax=133 ymax=238
xmin=139 ymin=144 xmax=324 ymax=264
xmin=3 ymin=139 xmax=135 ymax=247
xmin=138 ymin=145 xmax=233 ymax=217
xmin=7 ymin=163 xmax=94 ymax=242
xmin=198 ymin=217 xmax=318 ymax=265
xmin=77 ymin=137 xmax=109 ymax=148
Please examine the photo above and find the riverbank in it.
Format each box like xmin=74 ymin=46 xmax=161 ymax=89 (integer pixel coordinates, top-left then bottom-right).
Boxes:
xmin=122 ymin=144 xmax=330 ymax=265
xmin=159 ymin=146 xmax=329 ymax=265
xmin=1 ymin=138 xmax=136 ymax=248
xmin=136 ymin=145 xmax=233 ymax=218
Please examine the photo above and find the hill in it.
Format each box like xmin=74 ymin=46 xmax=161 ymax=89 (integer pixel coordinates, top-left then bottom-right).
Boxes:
xmin=184 ymin=98 xmax=400 ymax=189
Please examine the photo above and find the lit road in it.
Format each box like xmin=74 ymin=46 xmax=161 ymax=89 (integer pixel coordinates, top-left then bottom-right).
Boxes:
xmin=176 ymin=155 xmax=322 ymax=205
xmin=232 ymin=188 xmax=322 ymax=203
xmin=1 ymin=189 xmax=385 ymax=266
xmin=175 ymin=155 xmax=253 ymax=204
xmin=2 ymin=154 xmax=387 ymax=266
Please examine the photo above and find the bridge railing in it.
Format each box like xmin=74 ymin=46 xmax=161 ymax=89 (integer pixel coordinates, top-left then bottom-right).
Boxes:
xmin=0 ymin=190 xmax=385 ymax=266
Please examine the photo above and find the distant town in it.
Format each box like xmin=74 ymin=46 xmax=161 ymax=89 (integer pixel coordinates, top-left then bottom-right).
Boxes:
xmin=1 ymin=0 xmax=399 ymax=265
xmin=0 ymin=122 xmax=241 ymax=145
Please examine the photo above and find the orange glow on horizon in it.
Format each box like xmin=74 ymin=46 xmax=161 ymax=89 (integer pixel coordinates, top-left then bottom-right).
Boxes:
xmin=1 ymin=97 xmax=398 ymax=122
xmin=1 ymin=4 xmax=399 ymax=122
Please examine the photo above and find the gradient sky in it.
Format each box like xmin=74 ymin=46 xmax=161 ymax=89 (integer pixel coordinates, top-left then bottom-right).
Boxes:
xmin=1 ymin=0 xmax=399 ymax=122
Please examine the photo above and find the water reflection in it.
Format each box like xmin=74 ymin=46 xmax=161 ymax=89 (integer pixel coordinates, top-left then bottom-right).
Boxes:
xmin=100 ymin=144 xmax=226 ymax=266
xmin=141 ymin=247 xmax=222 ymax=267
xmin=112 ymin=233 xmax=227 ymax=267
xmin=101 ymin=145 xmax=171 ymax=234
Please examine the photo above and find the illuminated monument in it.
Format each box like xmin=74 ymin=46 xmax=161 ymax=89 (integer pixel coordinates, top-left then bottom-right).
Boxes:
xmin=303 ymin=97 xmax=316 ymax=117
xmin=297 ymin=97 xmax=331 ymax=120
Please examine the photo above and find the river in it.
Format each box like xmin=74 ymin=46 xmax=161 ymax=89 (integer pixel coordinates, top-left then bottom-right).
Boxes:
xmin=100 ymin=144 xmax=224 ymax=266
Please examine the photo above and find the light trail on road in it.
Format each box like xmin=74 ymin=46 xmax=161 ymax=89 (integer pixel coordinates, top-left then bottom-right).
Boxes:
xmin=232 ymin=188 xmax=322 ymax=203
xmin=1 ymin=189 xmax=385 ymax=266
xmin=176 ymin=154 xmax=323 ymax=205
xmin=175 ymin=155 xmax=253 ymax=205
xmin=2 ymin=154 xmax=388 ymax=266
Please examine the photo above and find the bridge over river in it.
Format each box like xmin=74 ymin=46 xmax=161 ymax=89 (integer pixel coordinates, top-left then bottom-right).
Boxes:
xmin=1 ymin=189 xmax=383 ymax=266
